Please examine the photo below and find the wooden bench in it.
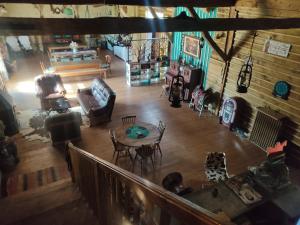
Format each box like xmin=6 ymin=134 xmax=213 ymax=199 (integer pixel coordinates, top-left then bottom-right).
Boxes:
xmin=52 ymin=61 xmax=107 ymax=79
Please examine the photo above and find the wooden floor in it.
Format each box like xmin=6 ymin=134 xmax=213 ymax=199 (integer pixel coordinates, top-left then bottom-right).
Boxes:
xmin=5 ymin=51 xmax=299 ymax=191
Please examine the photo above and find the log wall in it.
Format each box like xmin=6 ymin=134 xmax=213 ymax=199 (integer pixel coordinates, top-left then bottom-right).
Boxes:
xmin=206 ymin=1 xmax=300 ymax=147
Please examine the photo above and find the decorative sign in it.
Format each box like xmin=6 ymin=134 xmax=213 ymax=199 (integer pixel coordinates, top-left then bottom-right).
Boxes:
xmin=273 ymin=81 xmax=291 ymax=100
xmin=263 ymin=39 xmax=291 ymax=58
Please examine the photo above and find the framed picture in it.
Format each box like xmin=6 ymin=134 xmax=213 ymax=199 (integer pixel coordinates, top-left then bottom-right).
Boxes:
xmin=183 ymin=35 xmax=201 ymax=58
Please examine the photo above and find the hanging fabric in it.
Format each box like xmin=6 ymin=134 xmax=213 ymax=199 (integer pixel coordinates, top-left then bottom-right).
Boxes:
xmin=236 ymin=32 xmax=257 ymax=93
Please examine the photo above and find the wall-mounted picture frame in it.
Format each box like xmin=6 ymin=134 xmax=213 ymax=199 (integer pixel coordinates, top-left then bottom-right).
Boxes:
xmin=183 ymin=35 xmax=201 ymax=58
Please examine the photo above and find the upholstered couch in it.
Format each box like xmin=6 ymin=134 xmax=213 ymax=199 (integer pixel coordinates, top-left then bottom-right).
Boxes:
xmin=77 ymin=78 xmax=116 ymax=126
xmin=35 ymin=74 xmax=66 ymax=110
xmin=45 ymin=111 xmax=82 ymax=146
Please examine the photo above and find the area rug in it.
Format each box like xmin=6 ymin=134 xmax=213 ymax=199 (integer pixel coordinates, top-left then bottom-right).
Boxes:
xmin=17 ymin=102 xmax=89 ymax=142
xmin=6 ymin=165 xmax=70 ymax=196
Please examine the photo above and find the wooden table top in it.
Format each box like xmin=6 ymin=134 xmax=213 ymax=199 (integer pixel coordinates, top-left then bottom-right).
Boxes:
xmin=114 ymin=122 xmax=160 ymax=147
xmin=48 ymin=45 xmax=87 ymax=52
xmin=50 ymin=50 xmax=97 ymax=58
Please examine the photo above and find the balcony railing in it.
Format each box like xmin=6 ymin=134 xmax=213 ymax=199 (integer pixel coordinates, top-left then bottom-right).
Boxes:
xmin=67 ymin=143 xmax=231 ymax=225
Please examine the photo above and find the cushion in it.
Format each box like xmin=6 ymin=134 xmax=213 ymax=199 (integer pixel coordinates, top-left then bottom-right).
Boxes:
xmin=77 ymin=92 xmax=100 ymax=114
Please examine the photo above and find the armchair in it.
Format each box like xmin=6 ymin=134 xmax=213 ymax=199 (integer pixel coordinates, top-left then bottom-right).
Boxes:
xmin=35 ymin=74 xmax=66 ymax=110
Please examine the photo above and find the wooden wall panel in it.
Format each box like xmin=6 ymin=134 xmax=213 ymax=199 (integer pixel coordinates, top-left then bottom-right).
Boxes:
xmin=206 ymin=1 xmax=300 ymax=147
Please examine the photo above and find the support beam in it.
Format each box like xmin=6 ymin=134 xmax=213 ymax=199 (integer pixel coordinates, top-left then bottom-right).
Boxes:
xmin=2 ymin=0 xmax=236 ymax=7
xmin=1 ymin=17 xmax=300 ymax=36
xmin=202 ymin=31 xmax=228 ymax=61
xmin=147 ymin=7 xmax=173 ymax=43
xmin=188 ymin=7 xmax=228 ymax=62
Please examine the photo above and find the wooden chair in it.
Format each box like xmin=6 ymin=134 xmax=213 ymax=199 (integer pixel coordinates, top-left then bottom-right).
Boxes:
xmin=101 ymin=55 xmax=112 ymax=75
xmin=133 ymin=145 xmax=155 ymax=175
xmin=40 ymin=61 xmax=46 ymax=74
xmin=205 ymin=152 xmax=229 ymax=182
xmin=160 ymin=77 xmax=171 ymax=97
xmin=121 ymin=115 xmax=136 ymax=125
xmin=109 ymin=129 xmax=132 ymax=164
xmin=154 ymin=120 xmax=166 ymax=157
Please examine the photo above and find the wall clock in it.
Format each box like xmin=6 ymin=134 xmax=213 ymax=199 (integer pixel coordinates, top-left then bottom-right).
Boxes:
xmin=273 ymin=81 xmax=291 ymax=100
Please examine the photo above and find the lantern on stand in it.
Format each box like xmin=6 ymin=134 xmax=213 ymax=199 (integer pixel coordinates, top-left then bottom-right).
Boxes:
xmin=168 ymin=74 xmax=184 ymax=108
xmin=236 ymin=32 xmax=257 ymax=93
xmin=236 ymin=57 xmax=253 ymax=93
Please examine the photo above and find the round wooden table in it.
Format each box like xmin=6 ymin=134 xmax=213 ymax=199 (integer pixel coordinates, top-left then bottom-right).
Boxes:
xmin=114 ymin=122 xmax=160 ymax=148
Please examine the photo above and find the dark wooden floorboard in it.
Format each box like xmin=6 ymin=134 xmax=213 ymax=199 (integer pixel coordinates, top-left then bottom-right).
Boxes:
xmin=1 ymin=51 xmax=299 ymax=224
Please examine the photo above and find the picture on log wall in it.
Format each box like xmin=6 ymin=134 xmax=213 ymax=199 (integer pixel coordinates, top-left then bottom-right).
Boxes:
xmin=183 ymin=35 xmax=201 ymax=58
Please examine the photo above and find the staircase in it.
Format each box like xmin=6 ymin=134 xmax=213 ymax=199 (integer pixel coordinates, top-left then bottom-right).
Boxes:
xmin=0 ymin=136 xmax=227 ymax=225
xmin=0 ymin=135 xmax=99 ymax=225
xmin=0 ymin=178 xmax=99 ymax=225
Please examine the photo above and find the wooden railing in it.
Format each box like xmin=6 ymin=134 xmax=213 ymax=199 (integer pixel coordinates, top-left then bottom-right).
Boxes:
xmin=67 ymin=143 xmax=231 ymax=225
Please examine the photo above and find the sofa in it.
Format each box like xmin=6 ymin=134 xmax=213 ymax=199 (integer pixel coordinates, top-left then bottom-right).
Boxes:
xmin=45 ymin=111 xmax=82 ymax=146
xmin=35 ymin=74 xmax=66 ymax=110
xmin=77 ymin=78 xmax=116 ymax=126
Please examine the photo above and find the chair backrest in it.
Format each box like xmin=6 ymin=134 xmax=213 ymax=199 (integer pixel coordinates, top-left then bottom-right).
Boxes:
xmin=109 ymin=129 xmax=127 ymax=152
xmin=105 ymin=55 xmax=112 ymax=65
xmin=35 ymin=74 xmax=65 ymax=97
xmin=158 ymin=120 xmax=166 ymax=141
xmin=109 ymin=129 xmax=118 ymax=148
xmin=205 ymin=152 xmax=229 ymax=182
xmin=122 ymin=115 xmax=136 ymax=125
xmin=40 ymin=61 xmax=46 ymax=73
xmin=136 ymin=145 xmax=155 ymax=158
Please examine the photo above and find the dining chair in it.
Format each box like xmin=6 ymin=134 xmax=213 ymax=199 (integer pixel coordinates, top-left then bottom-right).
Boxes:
xmin=204 ymin=152 xmax=229 ymax=182
xmin=101 ymin=55 xmax=112 ymax=75
xmin=40 ymin=61 xmax=46 ymax=74
xmin=154 ymin=120 xmax=166 ymax=157
xmin=109 ymin=129 xmax=132 ymax=164
xmin=121 ymin=115 xmax=136 ymax=125
xmin=133 ymin=145 xmax=155 ymax=175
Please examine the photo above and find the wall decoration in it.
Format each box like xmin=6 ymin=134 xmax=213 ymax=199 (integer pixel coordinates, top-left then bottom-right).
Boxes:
xmin=171 ymin=7 xmax=217 ymax=85
xmin=237 ymin=32 xmax=257 ymax=93
xmin=263 ymin=39 xmax=291 ymax=58
xmin=273 ymin=81 xmax=291 ymax=100
xmin=0 ymin=5 xmax=7 ymax=16
xmin=219 ymin=97 xmax=238 ymax=131
xmin=183 ymin=35 xmax=201 ymax=58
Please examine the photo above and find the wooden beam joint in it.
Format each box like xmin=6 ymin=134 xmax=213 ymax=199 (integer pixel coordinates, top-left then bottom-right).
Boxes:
xmin=187 ymin=7 xmax=229 ymax=62
xmin=2 ymin=0 xmax=236 ymax=7
xmin=1 ymin=17 xmax=300 ymax=37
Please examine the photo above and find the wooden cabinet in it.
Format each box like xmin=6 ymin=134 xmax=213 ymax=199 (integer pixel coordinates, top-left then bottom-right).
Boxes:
xmin=165 ymin=61 xmax=204 ymax=101
xmin=126 ymin=61 xmax=168 ymax=86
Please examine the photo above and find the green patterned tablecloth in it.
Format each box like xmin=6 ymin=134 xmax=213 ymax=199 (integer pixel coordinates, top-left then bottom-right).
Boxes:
xmin=126 ymin=125 xmax=150 ymax=139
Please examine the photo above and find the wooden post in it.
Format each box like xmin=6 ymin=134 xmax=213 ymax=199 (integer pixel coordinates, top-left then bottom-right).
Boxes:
xmin=159 ymin=209 xmax=171 ymax=225
xmin=217 ymin=9 xmax=239 ymax=113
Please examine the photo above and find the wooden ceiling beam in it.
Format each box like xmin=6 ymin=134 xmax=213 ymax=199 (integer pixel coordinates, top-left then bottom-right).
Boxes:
xmin=188 ymin=7 xmax=229 ymax=62
xmin=2 ymin=0 xmax=236 ymax=7
xmin=1 ymin=17 xmax=300 ymax=36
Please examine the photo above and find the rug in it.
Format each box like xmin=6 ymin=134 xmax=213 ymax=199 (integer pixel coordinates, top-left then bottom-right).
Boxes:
xmin=17 ymin=102 xmax=89 ymax=142
xmin=6 ymin=165 xmax=70 ymax=196
xmin=17 ymin=109 xmax=50 ymax=143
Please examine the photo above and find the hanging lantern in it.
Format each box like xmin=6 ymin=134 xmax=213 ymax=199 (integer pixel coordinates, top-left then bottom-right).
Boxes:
xmin=236 ymin=32 xmax=257 ymax=94
xmin=168 ymin=74 xmax=185 ymax=108
xmin=237 ymin=57 xmax=253 ymax=93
